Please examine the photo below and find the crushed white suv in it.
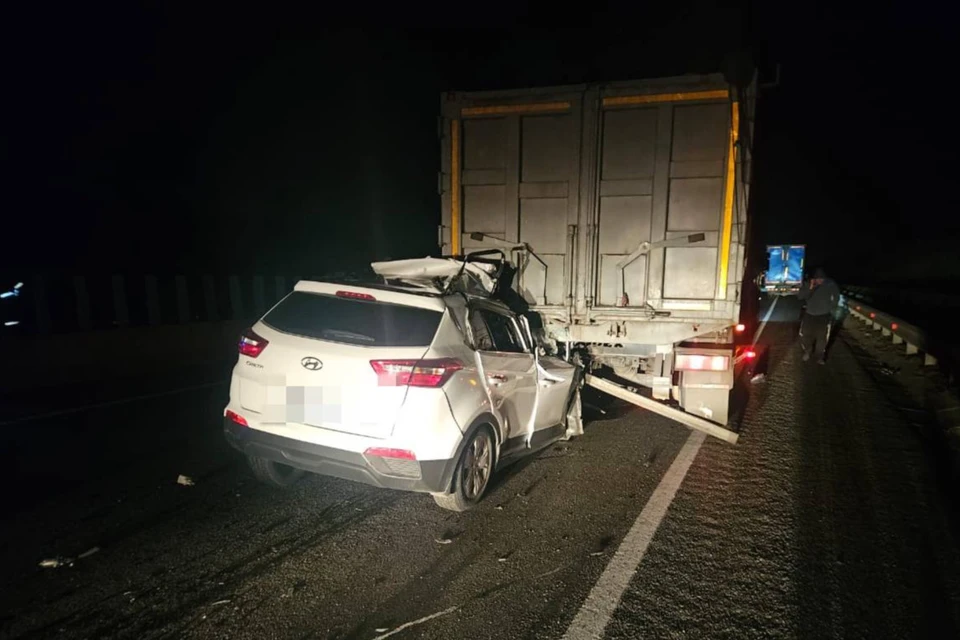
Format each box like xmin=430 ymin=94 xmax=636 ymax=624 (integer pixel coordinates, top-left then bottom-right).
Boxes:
xmin=223 ymin=256 xmax=582 ymax=511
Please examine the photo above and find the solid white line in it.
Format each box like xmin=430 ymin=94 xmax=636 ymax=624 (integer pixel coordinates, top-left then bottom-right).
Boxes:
xmin=753 ymin=294 xmax=780 ymax=345
xmin=0 ymin=381 xmax=227 ymax=426
xmin=371 ymin=605 xmax=459 ymax=640
xmin=562 ymin=430 xmax=706 ymax=640
xmin=734 ymin=295 xmax=780 ymax=365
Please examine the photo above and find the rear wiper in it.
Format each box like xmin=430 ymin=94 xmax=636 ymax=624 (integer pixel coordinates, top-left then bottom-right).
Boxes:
xmin=322 ymin=329 xmax=376 ymax=344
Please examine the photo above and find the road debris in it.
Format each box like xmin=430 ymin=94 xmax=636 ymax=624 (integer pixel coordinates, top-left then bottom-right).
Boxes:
xmin=211 ymin=599 xmax=231 ymax=606
xmin=177 ymin=474 xmax=195 ymax=486
xmin=375 ymin=628 xmax=389 ymax=633
xmin=78 ymin=546 xmax=100 ymax=559
xmin=435 ymin=537 xmax=453 ymax=545
xmin=371 ymin=605 xmax=459 ymax=640
xmin=38 ymin=557 xmax=73 ymax=569
xmin=750 ymin=373 xmax=766 ymax=384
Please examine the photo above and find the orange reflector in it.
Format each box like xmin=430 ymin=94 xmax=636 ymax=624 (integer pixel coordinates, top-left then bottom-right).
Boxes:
xmin=870 ymin=312 xmax=876 ymax=319
xmin=735 ymin=323 xmax=746 ymax=333
xmin=891 ymin=323 xmax=898 ymax=330
xmin=675 ymin=354 xmax=730 ymax=371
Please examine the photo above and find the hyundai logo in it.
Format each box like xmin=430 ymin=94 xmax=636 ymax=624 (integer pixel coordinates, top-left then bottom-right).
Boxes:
xmin=301 ymin=357 xmax=323 ymax=371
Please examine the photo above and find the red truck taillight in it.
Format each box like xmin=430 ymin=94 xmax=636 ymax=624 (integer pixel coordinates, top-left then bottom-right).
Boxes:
xmin=675 ymin=354 xmax=730 ymax=371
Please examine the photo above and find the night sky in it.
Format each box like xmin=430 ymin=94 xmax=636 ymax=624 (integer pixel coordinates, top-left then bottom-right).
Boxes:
xmin=4 ymin=4 xmax=956 ymax=287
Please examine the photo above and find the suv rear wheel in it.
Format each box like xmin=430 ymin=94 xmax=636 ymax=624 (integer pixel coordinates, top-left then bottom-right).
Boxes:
xmin=432 ymin=427 xmax=495 ymax=512
xmin=247 ymin=455 xmax=305 ymax=488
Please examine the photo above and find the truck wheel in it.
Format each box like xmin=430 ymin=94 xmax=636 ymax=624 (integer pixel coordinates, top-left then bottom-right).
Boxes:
xmin=432 ymin=427 xmax=495 ymax=512
xmin=247 ymin=455 xmax=305 ymax=488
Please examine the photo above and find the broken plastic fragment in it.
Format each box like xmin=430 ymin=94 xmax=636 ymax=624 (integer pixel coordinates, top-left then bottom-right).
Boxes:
xmin=39 ymin=558 xmax=72 ymax=568
xmin=78 ymin=547 xmax=100 ymax=559
xmin=177 ymin=475 xmax=195 ymax=486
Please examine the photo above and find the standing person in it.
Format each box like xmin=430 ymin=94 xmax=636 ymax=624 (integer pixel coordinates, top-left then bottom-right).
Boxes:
xmin=798 ymin=267 xmax=841 ymax=364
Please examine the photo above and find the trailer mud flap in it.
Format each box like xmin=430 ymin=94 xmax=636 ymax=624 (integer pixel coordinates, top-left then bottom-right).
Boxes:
xmin=585 ymin=375 xmax=738 ymax=444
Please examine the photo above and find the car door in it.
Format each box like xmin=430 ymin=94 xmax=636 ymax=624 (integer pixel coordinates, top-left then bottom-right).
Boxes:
xmin=468 ymin=306 xmax=538 ymax=449
xmin=534 ymin=356 xmax=578 ymax=429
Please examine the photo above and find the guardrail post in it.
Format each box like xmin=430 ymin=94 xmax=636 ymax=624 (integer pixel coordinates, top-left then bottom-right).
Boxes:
xmin=175 ymin=275 xmax=190 ymax=323
xmin=873 ymin=322 xmax=882 ymax=331
xmin=228 ymin=275 xmax=243 ymax=319
xmin=203 ymin=275 xmax=218 ymax=322
xmin=145 ymin=275 xmax=161 ymax=326
xmin=893 ymin=334 xmax=903 ymax=345
xmin=112 ymin=275 xmax=129 ymax=327
xmin=253 ymin=276 xmax=265 ymax=313
xmin=74 ymin=276 xmax=92 ymax=331
xmin=33 ymin=275 xmax=51 ymax=334
xmin=906 ymin=343 xmax=919 ymax=355
xmin=924 ymin=353 xmax=938 ymax=367
xmin=882 ymin=327 xmax=891 ymax=337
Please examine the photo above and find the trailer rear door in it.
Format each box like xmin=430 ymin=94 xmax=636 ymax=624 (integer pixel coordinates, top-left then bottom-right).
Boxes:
xmin=593 ymin=91 xmax=736 ymax=309
xmin=442 ymin=93 xmax=584 ymax=308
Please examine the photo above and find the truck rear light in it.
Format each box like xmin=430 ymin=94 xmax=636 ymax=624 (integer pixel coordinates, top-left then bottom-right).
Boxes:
xmin=225 ymin=409 xmax=248 ymax=427
xmin=239 ymin=329 xmax=268 ymax=358
xmin=364 ymin=447 xmax=417 ymax=460
xmin=370 ymin=358 xmax=463 ymax=387
xmin=675 ymin=354 xmax=730 ymax=371
xmin=743 ymin=349 xmax=757 ymax=360
xmin=336 ymin=290 xmax=376 ymax=301
xmin=735 ymin=323 xmax=746 ymax=333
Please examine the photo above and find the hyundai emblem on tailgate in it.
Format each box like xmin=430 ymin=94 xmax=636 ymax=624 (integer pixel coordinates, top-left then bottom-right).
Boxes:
xmin=301 ymin=357 xmax=323 ymax=371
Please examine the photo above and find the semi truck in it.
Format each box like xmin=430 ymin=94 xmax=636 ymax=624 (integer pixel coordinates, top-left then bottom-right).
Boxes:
xmin=438 ymin=72 xmax=757 ymax=435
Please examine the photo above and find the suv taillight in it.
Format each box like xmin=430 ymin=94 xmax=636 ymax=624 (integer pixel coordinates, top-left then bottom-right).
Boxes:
xmin=239 ymin=329 xmax=268 ymax=358
xmin=370 ymin=358 xmax=463 ymax=387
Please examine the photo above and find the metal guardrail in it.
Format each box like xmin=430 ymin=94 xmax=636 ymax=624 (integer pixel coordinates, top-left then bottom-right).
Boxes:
xmin=1 ymin=272 xmax=368 ymax=336
xmin=843 ymin=293 xmax=938 ymax=367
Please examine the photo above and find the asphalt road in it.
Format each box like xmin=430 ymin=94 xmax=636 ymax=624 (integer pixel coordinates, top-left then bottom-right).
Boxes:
xmin=2 ymin=317 xmax=959 ymax=639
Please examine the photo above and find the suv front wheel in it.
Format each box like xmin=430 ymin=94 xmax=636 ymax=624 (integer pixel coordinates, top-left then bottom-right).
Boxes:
xmin=432 ymin=427 xmax=495 ymax=512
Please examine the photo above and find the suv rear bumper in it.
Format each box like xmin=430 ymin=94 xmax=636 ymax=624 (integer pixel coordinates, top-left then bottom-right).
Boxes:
xmin=224 ymin=420 xmax=456 ymax=494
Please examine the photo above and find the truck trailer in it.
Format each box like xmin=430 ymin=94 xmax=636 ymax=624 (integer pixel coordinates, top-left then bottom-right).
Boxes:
xmin=438 ymin=72 xmax=757 ymax=431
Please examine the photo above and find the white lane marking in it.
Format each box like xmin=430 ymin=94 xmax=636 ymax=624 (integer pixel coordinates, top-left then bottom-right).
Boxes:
xmin=734 ymin=295 xmax=780 ymax=365
xmin=563 ymin=429 xmax=706 ymax=640
xmin=371 ymin=605 xmax=459 ymax=640
xmin=0 ymin=381 xmax=226 ymax=426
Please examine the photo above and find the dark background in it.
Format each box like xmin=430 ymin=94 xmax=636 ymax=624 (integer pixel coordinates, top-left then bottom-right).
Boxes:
xmin=3 ymin=3 xmax=956 ymax=287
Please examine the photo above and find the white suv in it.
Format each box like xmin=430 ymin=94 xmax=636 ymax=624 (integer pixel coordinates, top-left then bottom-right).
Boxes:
xmin=223 ymin=270 xmax=581 ymax=511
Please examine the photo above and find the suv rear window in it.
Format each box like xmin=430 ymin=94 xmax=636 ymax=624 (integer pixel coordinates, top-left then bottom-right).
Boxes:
xmin=263 ymin=291 xmax=442 ymax=347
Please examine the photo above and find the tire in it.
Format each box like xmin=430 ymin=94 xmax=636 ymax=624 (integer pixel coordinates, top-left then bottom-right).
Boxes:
xmin=432 ymin=427 xmax=495 ymax=512
xmin=247 ymin=455 xmax=305 ymax=488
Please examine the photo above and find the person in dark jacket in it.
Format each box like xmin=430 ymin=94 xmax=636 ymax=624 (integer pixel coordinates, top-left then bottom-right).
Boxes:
xmin=797 ymin=267 xmax=841 ymax=363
